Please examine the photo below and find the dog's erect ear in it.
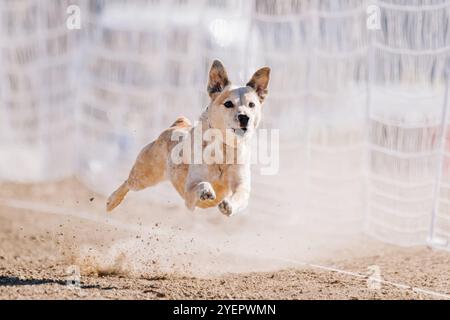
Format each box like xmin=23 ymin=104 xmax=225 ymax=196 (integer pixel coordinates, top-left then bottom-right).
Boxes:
xmin=246 ymin=67 xmax=270 ymax=103
xmin=207 ymin=60 xmax=230 ymax=99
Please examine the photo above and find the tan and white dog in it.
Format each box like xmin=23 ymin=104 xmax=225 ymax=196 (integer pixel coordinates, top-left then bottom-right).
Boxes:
xmin=106 ymin=60 xmax=270 ymax=216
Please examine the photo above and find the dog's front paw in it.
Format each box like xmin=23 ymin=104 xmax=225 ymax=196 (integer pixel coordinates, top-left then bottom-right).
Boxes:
xmin=197 ymin=182 xmax=216 ymax=201
xmin=218 ymin=199 xmax=234 ymax=216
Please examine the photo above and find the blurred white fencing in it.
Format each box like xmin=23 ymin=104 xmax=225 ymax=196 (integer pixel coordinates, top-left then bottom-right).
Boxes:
xmin=0 ymin=0 xmax=81 ymax=181
xmin=1 ymin=0 xmax=450 ymax=250
xmin=366 ymin=1 xmax=450 ymax=247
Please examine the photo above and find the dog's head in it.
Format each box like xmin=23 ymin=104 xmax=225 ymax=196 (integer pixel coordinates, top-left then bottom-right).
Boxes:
xmin=205 ymin=60 xmax=270 ymax=143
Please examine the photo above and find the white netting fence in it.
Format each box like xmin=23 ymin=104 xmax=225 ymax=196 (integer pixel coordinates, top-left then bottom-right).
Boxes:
xmin=1 ymin=0 xmax=450 ymax=249
xmin=0 ymin=0 xmax=82 ymax=181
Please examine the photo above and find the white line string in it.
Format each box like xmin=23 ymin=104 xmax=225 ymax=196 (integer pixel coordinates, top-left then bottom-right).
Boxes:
xmin=275 ymin=257 xmax=450 ymax=300
xmin=0 ymin=198 xmax=449 ymax=299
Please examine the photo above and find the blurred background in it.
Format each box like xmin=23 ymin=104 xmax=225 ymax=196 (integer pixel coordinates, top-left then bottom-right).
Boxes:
xmin=1 ymin=0 xmax=450 ymax=258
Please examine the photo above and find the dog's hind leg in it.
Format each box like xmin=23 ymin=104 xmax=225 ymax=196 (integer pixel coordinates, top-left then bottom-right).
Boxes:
xmin=106 ymin=138 xmax=168 ymax=212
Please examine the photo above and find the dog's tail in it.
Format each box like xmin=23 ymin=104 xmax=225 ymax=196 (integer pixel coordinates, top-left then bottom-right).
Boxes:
xmin=106 ymin=181 xmax=129 ymax=212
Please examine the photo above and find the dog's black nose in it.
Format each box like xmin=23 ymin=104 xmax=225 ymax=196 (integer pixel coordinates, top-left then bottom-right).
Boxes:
xmin=238 ymin=114 xmax=249 ymax=127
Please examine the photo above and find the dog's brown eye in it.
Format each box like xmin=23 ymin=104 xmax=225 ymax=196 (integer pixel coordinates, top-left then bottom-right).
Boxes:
xmin=249 ymin=102 xmax=255 ymax=108
xmin=224 ymin=101 xmax=234 ymax=108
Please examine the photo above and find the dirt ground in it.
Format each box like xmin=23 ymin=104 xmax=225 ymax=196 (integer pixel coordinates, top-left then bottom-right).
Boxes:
xmin=0 ymin=179 xmax=449 ymax=300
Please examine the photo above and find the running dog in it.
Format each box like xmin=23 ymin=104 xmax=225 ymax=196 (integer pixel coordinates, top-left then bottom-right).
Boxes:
xmin=106 ymin=60 xmax=270 ymax=216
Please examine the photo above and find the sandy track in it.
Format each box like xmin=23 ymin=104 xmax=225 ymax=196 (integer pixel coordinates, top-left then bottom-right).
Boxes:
xmin=0 ymin=180 xmax=449 ymax=299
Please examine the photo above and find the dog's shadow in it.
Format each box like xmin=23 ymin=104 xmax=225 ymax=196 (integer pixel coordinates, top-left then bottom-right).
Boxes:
xmin=0 ymin=276 xmax=66 ymax=287
xmin=0 ymin=276 xmax=108 ymax=289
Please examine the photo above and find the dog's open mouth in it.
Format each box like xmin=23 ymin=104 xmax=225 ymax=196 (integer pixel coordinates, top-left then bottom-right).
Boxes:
xmin=233 ymin=128 xmax=247 ymax=136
